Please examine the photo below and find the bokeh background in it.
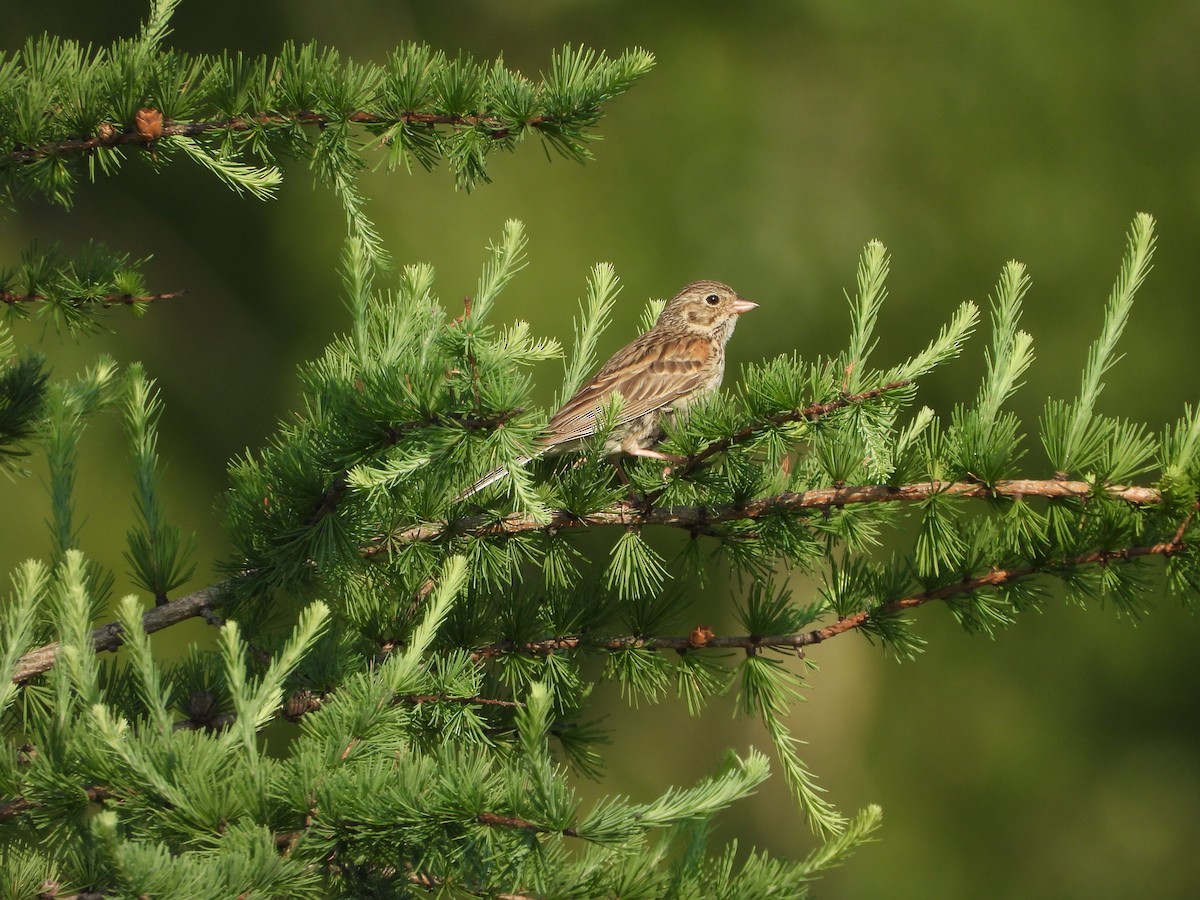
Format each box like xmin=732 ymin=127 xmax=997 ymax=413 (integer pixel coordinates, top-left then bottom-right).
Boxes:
xmin=4 ymin=1 xmax=1200 ymax=896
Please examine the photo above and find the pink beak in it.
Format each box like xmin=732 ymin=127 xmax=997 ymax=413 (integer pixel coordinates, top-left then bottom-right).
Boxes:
xmin=731 ymin=298 xmax=758 ymax=315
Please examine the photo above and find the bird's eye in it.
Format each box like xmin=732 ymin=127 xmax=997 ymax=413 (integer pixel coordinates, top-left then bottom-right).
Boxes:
xmin=705 ymin=294 xmax=720 ymax=306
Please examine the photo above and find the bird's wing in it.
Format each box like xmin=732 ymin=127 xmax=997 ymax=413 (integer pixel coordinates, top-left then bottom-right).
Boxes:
xmin=542 ymin=333 xmax=715 ymax=447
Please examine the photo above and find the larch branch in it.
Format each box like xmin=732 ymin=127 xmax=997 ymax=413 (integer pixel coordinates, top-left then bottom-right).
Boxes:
xmin=0 ymin=289 xmax=185 ymax=307
xmin=378 ymin=478 xmax=1163 ymax=550
xmin=4 ymin=110 xmax=562 ymax=165
xmin=10 ymin=581 xmax=228 ymax=684
xmin=472 ymin=531 xmax=1191 ymax=661
xmin=9 ymin=478 xmax=1175 ymax=683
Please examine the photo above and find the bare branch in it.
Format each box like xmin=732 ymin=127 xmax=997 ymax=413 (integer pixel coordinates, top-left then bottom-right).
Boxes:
xmin=11 ymin=581 xmax=228 ymax=684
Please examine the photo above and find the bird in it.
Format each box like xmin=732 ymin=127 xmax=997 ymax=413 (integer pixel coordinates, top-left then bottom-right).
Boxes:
xmin=457 ymin=279 xmax=757 ymax=499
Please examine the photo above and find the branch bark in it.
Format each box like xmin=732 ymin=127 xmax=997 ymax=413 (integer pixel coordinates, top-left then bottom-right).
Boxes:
xmin=378 ymin=478 xmax=1163 ymax=550
xmin=10 ymin=581 xmax=227 ymax=684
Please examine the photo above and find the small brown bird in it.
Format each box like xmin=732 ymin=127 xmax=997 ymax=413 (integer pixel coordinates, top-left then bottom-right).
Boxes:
xmin=459 ymin=279 xmax=757 ymax=498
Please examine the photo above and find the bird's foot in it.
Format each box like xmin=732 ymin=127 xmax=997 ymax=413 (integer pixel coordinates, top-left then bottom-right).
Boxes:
xmin=626 ymin=447 xmax=685 ymax=465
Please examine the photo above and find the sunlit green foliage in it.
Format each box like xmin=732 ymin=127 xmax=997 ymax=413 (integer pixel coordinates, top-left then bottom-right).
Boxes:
xmin=1 ymin=2 xmax=1195 ymax=896
xmin=0 ymin=0 xmax=653 ymax=266
xmin=4 ymin=204 xmax=1192 ymax=895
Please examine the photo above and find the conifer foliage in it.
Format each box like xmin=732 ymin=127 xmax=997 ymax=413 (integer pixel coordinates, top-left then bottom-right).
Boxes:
xmin=3 ymin=2 xmax=1199 ymax=898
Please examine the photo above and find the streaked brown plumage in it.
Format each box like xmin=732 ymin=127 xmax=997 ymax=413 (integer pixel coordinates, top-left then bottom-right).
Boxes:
xmin=459 ymin=280 xmax=756 ymax=498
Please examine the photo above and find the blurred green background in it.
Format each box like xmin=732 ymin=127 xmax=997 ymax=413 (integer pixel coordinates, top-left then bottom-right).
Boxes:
xmin=5 ymin=1 xmax=1200 ymax=896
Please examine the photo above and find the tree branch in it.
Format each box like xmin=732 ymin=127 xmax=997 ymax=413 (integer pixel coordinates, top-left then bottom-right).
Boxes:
xmin=0 ymin=786 xmax=109 ymax=823
xmin=475 ymin=810 xmax=579 ymax=838
xmin=4 ymin=110 xmax=565 ymax=166
xmin=3 ymin=520 xmax=1189 ymax=862
xmin=0 ymin=289 xmax=185 ymax=307
xmin=270 ymin=808 xmax=582 ymax=862
xmin=1 ymin=781 xmax=569 ymax=878
xmin=276 ymin=687 xmax=524 ymax=725
xmin=10 ymin=581 xmax=227 ymax=684
xmin=404 ymin=870 xmax=540 ymax=900
xmin=378 ymin=478 xmax=1164 ymax=550
xmin=7 ymin=480 xmax=1180 ymax=681
xmin=471 ymin=530 xmax=1192 ymax=661
xmin=9 ymin=478 xmax=1178 ymax=683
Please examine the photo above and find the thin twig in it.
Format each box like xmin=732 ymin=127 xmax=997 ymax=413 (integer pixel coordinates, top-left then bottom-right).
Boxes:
xmin=0 ymin=289 xmax=186 ymax=307
xmin=471 ymin=530 xmax=1192 ymax=661
xmin=657 ymin=378 xmax=914 ymax=489
xmin=307 ymin=409 xmax=524 ymax=528
xmin=476 ymin=810 xmax=579 ymax=837
xmin=377 ymin=478 xmax=1164 ymax=551
xmin=404 ymin=693 xmax=524 ymax=709
xmin=0 ymin=786 xmax=109 ymax=823
xmin=812 ymin=534 xmax=1189 ymax=642
xmin=278 ymin=688 xmax=524 ymax=724
xmin=4 ymin=110 xmax=562 ymax=165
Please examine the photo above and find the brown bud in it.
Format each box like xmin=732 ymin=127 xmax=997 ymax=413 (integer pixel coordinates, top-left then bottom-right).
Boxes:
xmin=134 ymin=107 xmax=164 ymax=141
xmin=96 ymin=121 xmax=118 ymax=142
xmin=688 ymin=625 xmax=715 ymax=648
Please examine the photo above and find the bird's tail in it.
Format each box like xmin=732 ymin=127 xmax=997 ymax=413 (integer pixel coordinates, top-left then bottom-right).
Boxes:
xmin=454 ymin=455 xmax=533 ymax=501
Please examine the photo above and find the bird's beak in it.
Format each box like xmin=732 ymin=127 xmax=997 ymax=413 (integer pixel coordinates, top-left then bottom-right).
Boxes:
xmin=731 ymin=298 xmax=758 ymax=315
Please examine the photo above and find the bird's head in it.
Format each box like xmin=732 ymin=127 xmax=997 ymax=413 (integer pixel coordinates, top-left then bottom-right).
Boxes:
xmin=657 ymin=280 xmax=758 ymax=341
